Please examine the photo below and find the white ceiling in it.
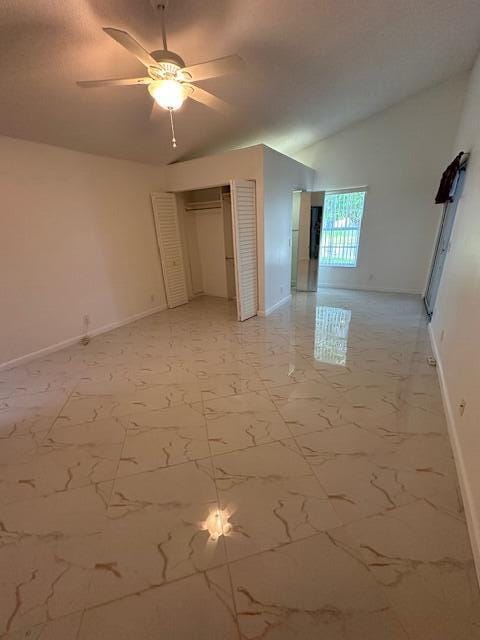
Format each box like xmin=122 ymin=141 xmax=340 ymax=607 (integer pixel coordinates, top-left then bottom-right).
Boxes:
xmin=1 ymin=0 xmax=480 ymax=165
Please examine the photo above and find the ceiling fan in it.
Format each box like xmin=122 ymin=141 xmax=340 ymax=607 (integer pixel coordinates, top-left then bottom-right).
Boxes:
xmin=77 ymin=1 xmax=245 ymax=148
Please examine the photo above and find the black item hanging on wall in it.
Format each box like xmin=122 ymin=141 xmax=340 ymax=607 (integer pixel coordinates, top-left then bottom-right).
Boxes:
xmin=435 ymin=152 xmax=464 ymax=204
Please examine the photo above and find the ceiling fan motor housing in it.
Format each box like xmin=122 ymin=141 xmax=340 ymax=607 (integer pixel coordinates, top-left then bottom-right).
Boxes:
xmin=149 ymin=50 xmax=190 ymax=80
xmin=151 ymin=49 xmax=185 ymax=68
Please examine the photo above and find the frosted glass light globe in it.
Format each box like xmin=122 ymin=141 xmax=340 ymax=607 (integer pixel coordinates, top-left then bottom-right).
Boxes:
xmin=149 ymin=79 xmax=186 ymax=110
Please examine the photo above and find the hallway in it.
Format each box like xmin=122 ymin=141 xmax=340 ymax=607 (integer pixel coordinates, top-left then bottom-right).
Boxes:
xmin=0 ymin=290 xmax=479 ymax=639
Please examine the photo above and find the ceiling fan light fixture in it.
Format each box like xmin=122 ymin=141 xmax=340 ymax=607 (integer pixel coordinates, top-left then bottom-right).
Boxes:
xmin=148 ymin=79 xmax=186 ymax=110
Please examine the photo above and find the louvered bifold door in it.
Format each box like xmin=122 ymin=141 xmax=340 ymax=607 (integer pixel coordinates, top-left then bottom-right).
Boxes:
xmin=230 ymin=179 xmax=258 ymax=321
xmin=151 ymin=192 xmax=188 ymax=308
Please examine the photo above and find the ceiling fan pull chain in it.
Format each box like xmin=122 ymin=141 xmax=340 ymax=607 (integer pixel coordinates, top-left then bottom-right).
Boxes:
xmin=169 ymin=108 xmax=177 ymax=148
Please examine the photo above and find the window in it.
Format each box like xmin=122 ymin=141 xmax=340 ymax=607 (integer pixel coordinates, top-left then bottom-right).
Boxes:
xmin=319 ymin=190 xmax=366 ymax=267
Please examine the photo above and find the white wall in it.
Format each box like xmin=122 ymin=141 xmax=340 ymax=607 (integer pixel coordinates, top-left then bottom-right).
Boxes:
xmin=195 ymin=208 xmax=228 ymax=298
xmin=0 ymin=136 xmax=167 ymax=367
xmin=430 ymin=56 xmax=480 ymax=575
xmin=262 ymin=146 xmax=315 ymax=314
xmin=166 ymin=146 xmax=263 ymax=193
xmin=184 ymin=212 xmax=203 ymax=297
xmin=296 ymin=73 xmax=468 ymax=294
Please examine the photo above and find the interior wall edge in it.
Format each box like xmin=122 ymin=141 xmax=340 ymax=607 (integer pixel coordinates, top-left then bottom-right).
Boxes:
xmin=428 ymin=324 xmax=480 ymax=584
xmin=0 ymin=304 xmax=167 ymax=372
xmin=258 ymin=294 xmax=292 ymax=317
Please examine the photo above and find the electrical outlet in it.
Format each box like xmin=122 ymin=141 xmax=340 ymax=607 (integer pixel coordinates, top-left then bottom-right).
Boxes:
xmin=459 ymin=399 xmax=467 ymax=416
xmin=150 ymin=294 xmax=155 ymax=303
xmin=83 ymin=314 xmax=90 ymax=328
xmin=280 ymin=285 xmax=284 ymax=294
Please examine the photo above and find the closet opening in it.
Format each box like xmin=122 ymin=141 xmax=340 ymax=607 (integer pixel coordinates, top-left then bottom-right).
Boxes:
xmin=179 ymin=185 xmax=236 ymax=302
xmin=151 ymin=180 xmax=258 ymax=321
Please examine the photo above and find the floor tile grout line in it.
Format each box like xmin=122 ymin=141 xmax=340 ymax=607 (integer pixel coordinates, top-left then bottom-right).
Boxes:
xmin=260 ymin=373 xmax=359 ymax=525
xmin=199 ymin=368 xmax=243 ymax=640
xmin=104 ymin=412 xmax=130 ymax=507
xmin=251 ymin=358 xmax=408 ymax=524
xmin=74 ymin=608 xmax=87 ymax=640
xmin=50 ymin=381 xmax=281 ymax=433
xmin=260 ymin=375 xmax=458 ymax=526
xmin=2 ymin=419 xmax=362 ymax=509
xmin=42 ymin=375 xmax=85 ymax=441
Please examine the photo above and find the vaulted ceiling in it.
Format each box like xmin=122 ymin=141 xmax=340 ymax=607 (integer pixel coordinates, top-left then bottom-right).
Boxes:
xmin=1 ymin=0 xmax=480 ymax=165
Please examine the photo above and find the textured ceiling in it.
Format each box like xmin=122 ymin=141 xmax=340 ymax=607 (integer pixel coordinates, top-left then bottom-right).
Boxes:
xmin=1 ymin=0 xmax=480 ymax=165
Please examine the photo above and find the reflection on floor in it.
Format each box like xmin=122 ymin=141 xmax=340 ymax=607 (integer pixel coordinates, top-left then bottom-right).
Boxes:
xmin=1 ymin=289 xmax=479 ymax=639
xmin=314 ymin=303 xmax=352 ymax=365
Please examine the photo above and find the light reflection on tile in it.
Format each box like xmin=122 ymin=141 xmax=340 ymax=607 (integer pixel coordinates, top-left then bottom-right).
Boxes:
xmin=314 ymin=304 xmax=351 ymax=365
xmin=201 ymin=507 xmax=233 ymax=541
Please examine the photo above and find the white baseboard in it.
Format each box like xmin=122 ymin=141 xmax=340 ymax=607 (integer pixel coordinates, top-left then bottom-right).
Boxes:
xmin=317 ymin=282 xmax=422 ymax=295
xmin=428 ymin=324 xmax=480 ymax=583
xmin=0 ymin=305 xmax=167 ymax=371
xmin=258 ymin=294 xmax=292 ymax=317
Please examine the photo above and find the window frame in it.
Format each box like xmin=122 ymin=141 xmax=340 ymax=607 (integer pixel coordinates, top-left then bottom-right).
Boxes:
xmin=319 ymin=187 xmax=368 ymax=269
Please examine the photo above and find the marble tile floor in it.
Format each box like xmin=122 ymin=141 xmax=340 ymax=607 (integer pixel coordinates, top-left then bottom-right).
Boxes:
xmin=1 ymin=289 xmax=479 ymax=639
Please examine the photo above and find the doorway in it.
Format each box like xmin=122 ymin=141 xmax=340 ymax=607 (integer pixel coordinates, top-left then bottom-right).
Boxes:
xmin=292 ymin=191 xmax=324 ymax=292
xmin=424 ymin=161 xmax=468 ymax=317
xmin=290 ymin=192 xmax=301 ymax=289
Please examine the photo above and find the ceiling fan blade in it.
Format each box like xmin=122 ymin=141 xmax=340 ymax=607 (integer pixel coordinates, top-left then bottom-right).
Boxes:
xmin=181 ymin=55 xmax=245 ymax=82
xmin=187 ymin=85 xmax=231 ymax=114
xmin=77 ymin=77 xmax=151 ymax=88
xmin=103 ymin=27 xmax=157 ymax=67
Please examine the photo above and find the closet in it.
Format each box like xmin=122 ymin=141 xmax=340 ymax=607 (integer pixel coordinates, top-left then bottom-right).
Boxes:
xmin=151 ymin=180 xmax=258 ymax=321
xmin=181 ymin=186 xmax=235 ymax=300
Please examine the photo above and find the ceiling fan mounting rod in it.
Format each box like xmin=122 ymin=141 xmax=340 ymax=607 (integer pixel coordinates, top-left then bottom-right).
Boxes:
xmin=159 ymin=2 xmax=168 ymax=50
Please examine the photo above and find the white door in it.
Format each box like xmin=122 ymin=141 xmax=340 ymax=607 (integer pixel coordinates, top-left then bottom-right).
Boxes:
xmin=230 ymin=179 xmax=258 ymax=321
xmin=424 ymin=167 xmax=466 ymax=317
xmin=151 ymin=192 xmax=188 ymax=308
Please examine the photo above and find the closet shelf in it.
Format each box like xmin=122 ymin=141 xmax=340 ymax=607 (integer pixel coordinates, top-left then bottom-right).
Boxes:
xmin=184 ymin=199 xmax=222 ymax=211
